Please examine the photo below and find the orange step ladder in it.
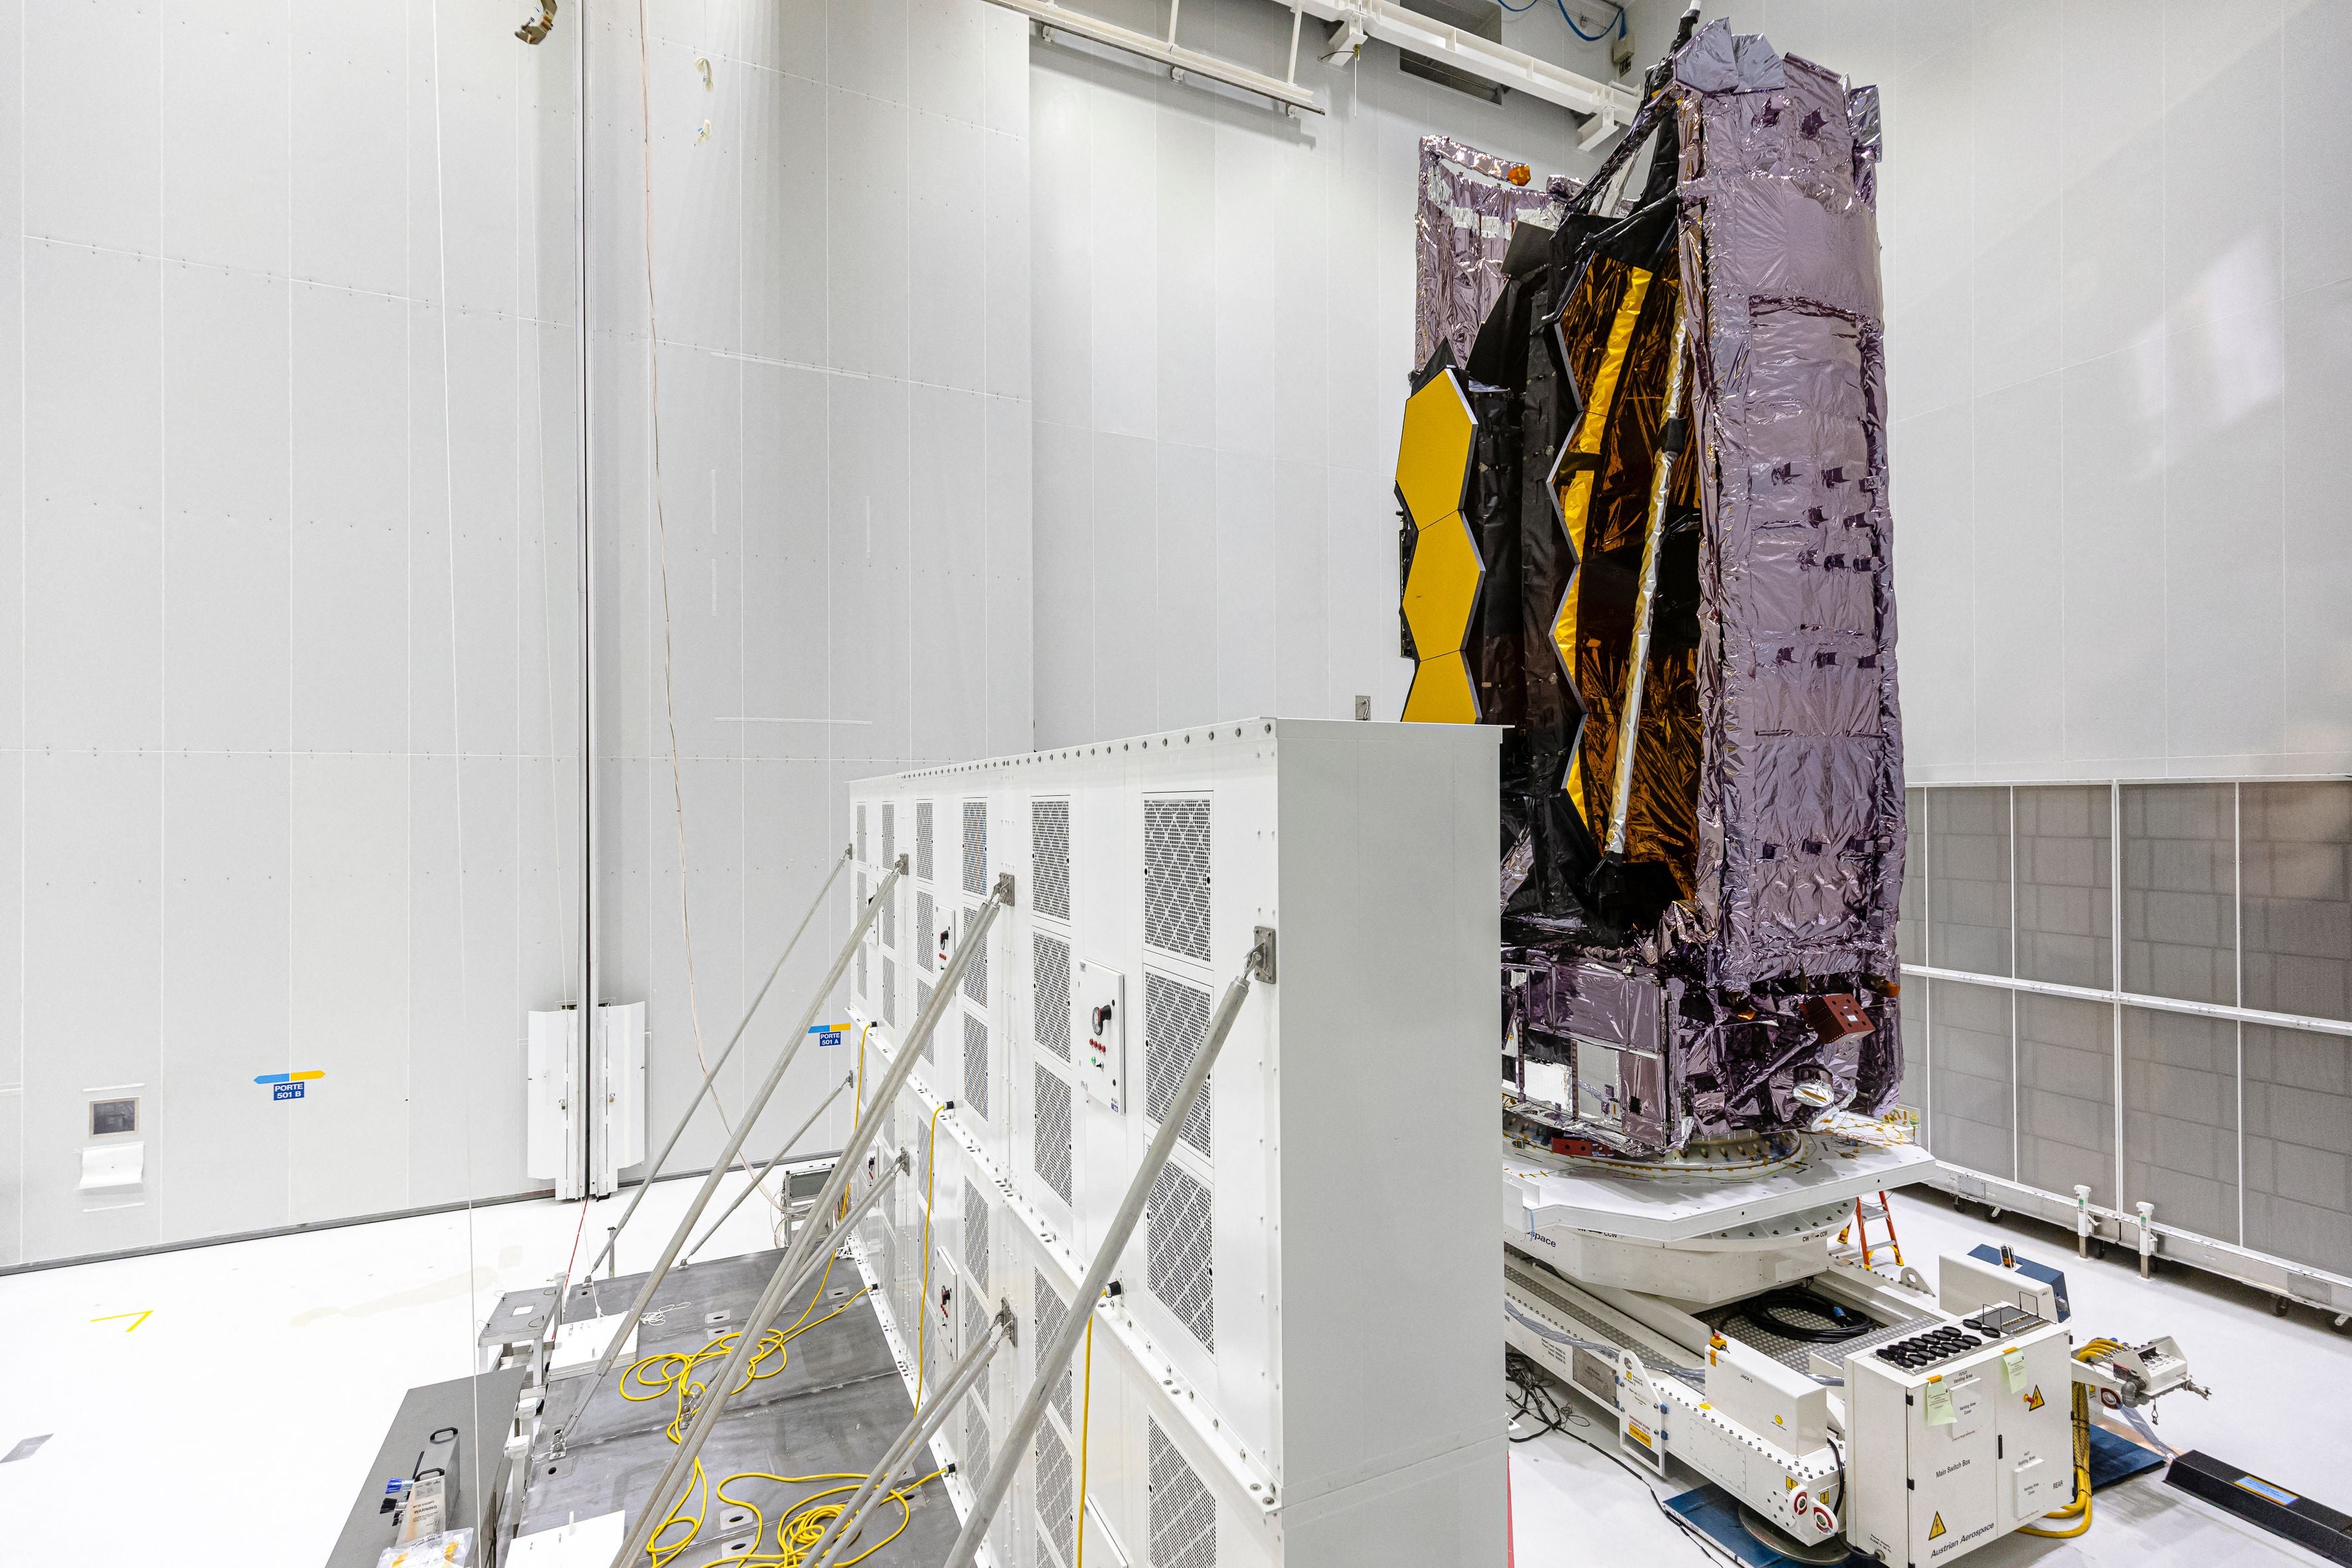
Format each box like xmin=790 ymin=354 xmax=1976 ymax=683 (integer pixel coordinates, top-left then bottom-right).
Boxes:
xmin=1838 ymin=1190 xmax=1904 ymax=1272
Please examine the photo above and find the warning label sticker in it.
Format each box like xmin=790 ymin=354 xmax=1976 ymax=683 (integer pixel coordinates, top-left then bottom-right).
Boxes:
xmin=2025 ymin=1385 xmax=2046 ymax=1411
xmin=1928 ymin=1512 xmax=1947 ymax=1539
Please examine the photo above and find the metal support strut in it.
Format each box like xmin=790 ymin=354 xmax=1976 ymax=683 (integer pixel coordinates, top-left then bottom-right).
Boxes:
xmin=939 ymin=925 xmax=1277 ymax=1568
xmin=1603 ymin=305 xmax=1689 ymax=860
xmin=582 ymin=846 xmax=852 ymax=1279
xmin=683 ymin=1071 xmax=855 ymax=1263
xmin=605 ymin=872 xmax=1017 ymax=1568
xmin=799 ymin=1306 xmax=1016 ymax=1568
xmin=555 ymin=856 xmax=904 ymax=1447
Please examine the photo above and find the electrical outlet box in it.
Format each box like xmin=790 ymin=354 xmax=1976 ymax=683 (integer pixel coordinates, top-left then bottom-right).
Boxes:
xmin=1076 ymin=959 xmax=1126 ymax=1112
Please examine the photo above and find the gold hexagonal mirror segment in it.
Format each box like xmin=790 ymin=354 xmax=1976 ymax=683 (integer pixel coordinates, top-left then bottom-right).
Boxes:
xmin=1403 ymin=510 xmax=1484 ymax=661
xmin=1401 ymin=650 xmax=1480 ymax=725
xmin=1393 ymin=368 xmax=1476 ymax=531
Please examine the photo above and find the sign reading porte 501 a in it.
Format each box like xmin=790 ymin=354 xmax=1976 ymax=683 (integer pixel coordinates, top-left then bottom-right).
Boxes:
xmin=256 ymin=1069 xmax=325 ymax=1101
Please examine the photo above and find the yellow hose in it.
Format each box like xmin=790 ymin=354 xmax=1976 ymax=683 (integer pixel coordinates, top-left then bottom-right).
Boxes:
xmin=2019 ymin=1339 xmax=2125 ymax=1539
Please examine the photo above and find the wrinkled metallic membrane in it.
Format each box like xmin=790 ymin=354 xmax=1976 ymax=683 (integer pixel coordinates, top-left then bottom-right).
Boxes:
xmin=1415 ymin=19 xmax=1905 ymax=1156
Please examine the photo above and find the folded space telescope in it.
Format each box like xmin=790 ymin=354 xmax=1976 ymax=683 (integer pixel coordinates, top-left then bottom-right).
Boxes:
xmin=1397 ymin=20 xmax=1905 ymax=1158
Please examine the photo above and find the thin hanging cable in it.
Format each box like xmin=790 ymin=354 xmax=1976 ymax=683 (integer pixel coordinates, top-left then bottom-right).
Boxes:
xmin=424 ymin=0 xmax=485 ymax=1520
xmin=629 ymin=0 xmax=786 ymax=1219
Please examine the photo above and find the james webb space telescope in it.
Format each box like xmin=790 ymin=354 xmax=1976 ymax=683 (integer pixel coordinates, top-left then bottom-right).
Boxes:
xmin=1398 ymin=18 xmax=2205 ymax=1564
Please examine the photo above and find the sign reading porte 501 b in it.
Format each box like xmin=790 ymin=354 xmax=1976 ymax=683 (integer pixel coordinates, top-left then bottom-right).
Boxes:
xmin=256 ymin=1069 xmax=325 ymax=1101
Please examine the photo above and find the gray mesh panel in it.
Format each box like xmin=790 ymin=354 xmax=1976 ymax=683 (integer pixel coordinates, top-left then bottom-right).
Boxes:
xmin=884 ymin=957 xmax=897 ymax=1027
xmin=2241 ymin=782 xmax=2352 ymax=1021
xmin=882 ymin=801 xmax=896 ymax=870
xmin=963 ymin=1176 xmax=990 ymax=1291
xmin=917 ymin=890 xmax=935 ymax=973
xmin=1034 ymin=1065 xmax=1073 ymax=1204
xmin=1144 ymin=971 xmax=1214 ymax=1158
xmin=1927 ymin=787 xmax=2011 ymax=976
xmin=1034 ymin=1271 xmax=1074 ymax=1429
xmin=1036 ymin=1421 xmax=1076 ymax=1568
xmin=1147 ymin=1419 xmax=1216 ymax=1568
xmin=964 ymin=1012 xmax=990 ymax=1121
xmin=2122 ymin=783 xmax=2236 ymax=1005
xmin=962 ymin=906 xmax=988 ymax=1004
xmin=963 ymin=1292 xmax=990 ymax=1410
xmin=1034 ymin=933 xmax=1072 ymax=1061
xmin=1146 ymin=1162 xmax=1214 ymax=1350
xmin=1899 ymin=786 xmax=1926 ymax=967
xmin=857 ymin=803 xmax=868 ymax=865
xmin=1143 ymin=797 xmax=1212 ymax=963
xmin=963 ymin=799 xmax=988 ymax=895
xmin=917 ymin=799 xmax=934 ymax=882
xmin=2244 ymin=1021 xmax=2352 ymax=1275
xmin=2123 ymin=1005 xmax=2240 ymax=1242
xmin=882 ymin=876 xmax=896 ymax=949
xmin=2016 ymin=785 xmax=2112 ymax=988
xmin=964 ymin=1403 xmax=991 ymax=1498
xmin=2017 ymin=991 xmax=2114 ymax=1206
xmin=1928 ymin=977 xmax=2013 ymax=1180
xmin=918 ymin=980 xmax=935 ymax=1061
xmin=1033 ymin=797 xmax=1071 ymax=921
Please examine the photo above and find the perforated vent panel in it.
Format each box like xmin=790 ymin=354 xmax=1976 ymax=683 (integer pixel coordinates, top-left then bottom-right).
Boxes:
xmin=1148 ymin=1419 xmax=1217 ymax=1568
xmin=963 ymin=1293 xmax=990 ymax=1410
xmin=1033 ymin=1066 xmax=1073 ymax=1204
xmin=883 ymin=957 xmax=896 ymax=1026
xmin=917 ymin=801 xmax=934 ymax=882
xmin=1034 ymin=933 xmax=1071 ymax=1061
xmin=963 ymin=1012 xmax=990 ymax=1120
xmin=961 ymin=907 xmax=988 ymax=1004
xmin=1147 ymin=1162 xmax=1214 ymax=1350
xmin=916 ymin=892 xmax=935 ymax=973
xmin=965 ymin=1403 xmax=991 ymax=1496
xmin=1144 ymin=971 xmax=1214 ymax=1158
xmin=963 ymin=799 xmax=988 ymax=895
xmin=882 ymin=803 xmax=896 ymax=870
xmin=917 ymin=981 xmax=935 ymax=1061
xmin=1036 ymin=1423 xmax=1075 ymax=1568
xmin=1032 ymin=798 xmax=1070 ymax=921
xmin=1033 ymin=1272 xmax=1073 ymax=1429
xmin=1143 ymin=797 xmax=1212 ymax=962
xmin=857 ymin=943 xmax=868 ymax=1002
xmin=963 ymin=1177 xmax=990 ymax=1291
xmin=882 ymin=880 xmax=896 ymax=949
xmin=857 ymin=803 xmax=868 ymax=865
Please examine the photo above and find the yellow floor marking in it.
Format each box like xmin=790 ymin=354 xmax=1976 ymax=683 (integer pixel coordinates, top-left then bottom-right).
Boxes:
xmin=90 ymin=1310 xmax=151 ymax=1333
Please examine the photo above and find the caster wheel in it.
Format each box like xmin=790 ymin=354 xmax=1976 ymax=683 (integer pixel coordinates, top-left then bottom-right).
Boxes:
xmin=2273 ymin=1297 xmax=2291 ymax=1318
xmin=1737 ymin=1506 xmax=1847 ymax=1566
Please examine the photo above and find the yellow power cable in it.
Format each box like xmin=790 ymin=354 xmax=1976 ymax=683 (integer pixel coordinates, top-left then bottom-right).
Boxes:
xmin=913 ymin=1101 xmax=948 ymax=1413
xmin=2018 ymin=1339 xmax=2124 ymax=1539
xmin=1075 ymin=1295 xmax=1097 ymax=1568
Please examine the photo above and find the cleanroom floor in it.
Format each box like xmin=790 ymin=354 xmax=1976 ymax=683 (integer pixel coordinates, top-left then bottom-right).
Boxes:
xmin=1 ymin=1177 xmax=2346 ymax=1565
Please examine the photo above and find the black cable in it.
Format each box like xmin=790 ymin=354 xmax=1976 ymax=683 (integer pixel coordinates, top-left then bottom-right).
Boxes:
xmin=1503 ymin=1352 xmax=1749 ymax=1568
xmin=1730 ymin=1286 xmax=1869 ymax=1344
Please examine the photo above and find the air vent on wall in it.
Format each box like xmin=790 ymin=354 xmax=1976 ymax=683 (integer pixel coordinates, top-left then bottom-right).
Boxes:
xmin=962 ymin=907 xmax=988 ymax=1004
xmin=1036 ymin=1423 xmax=1077 ymax=1568
xmin=1148 ymin=1418 xmax=1218 ymax=1568
xmin=882 ymin=802 xmax=895 ymax=870
xmin=917 ymin=891 xmax=935 ymax=973
xmin=1034 ymin=933 xmax=1071 ymax=1061
xmin=917 ymin=980 xmax=935 ymax=1060
xmin=963 ymin=799 xmax=988 ymax=895
xmin=964 ymin=1293 xmax=991 ymax=1409
xmin=858 ymin=943 xmax=868 ymax=1002
xmin=1032 ymin=797 xmax=1071 ymax=921
xmin=857 ymin=803 xmax=868 ymax=864
xmin=884 ymin=957 xmax=896 ymax=1026
xmin=963 ymin=1176 xmax=991 ymax=1291
xmin=965 ymin=1403 xmax=992 ymax=1501
xmin=1034 ymin=1271 xmax=1074 ymax=1427
xmin=1143 ymin=798 xmax=1212 ymax=962
xmin=882 ymin=874 xmax=896 ymax=949
xmin=964 ymin=1013 xmax=990 ymax=1120
xmin=1144 ymin=971 xmax=1214 ymax=1158
xmin=1034 ymin=1065 xmax=1073 ymax=1204
xmin=1146 ymin=1162 xmax=1215 ymax=1351
xmin=917 ymin=800 xmax=934 ymax=882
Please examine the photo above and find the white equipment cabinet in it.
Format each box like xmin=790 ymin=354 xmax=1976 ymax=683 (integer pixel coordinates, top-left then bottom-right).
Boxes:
xmin=844 ymin=718 xmax=1504 ymax=1568
xmin=1845 ymin=1319 xmax=2075 ymax=1565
